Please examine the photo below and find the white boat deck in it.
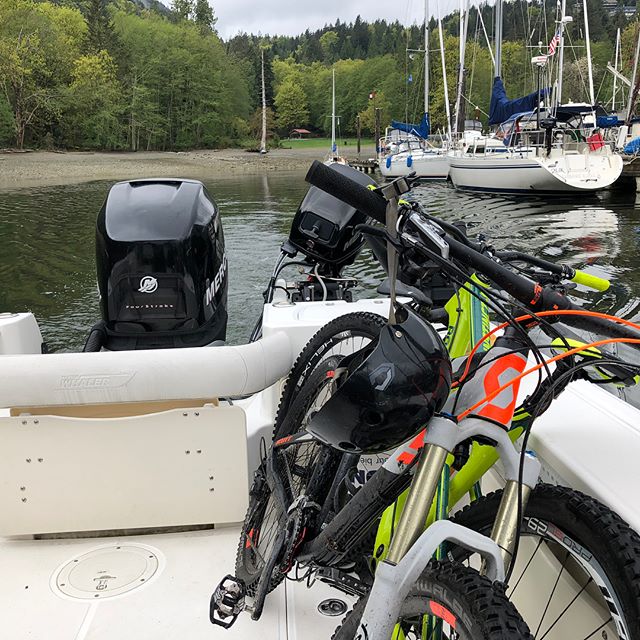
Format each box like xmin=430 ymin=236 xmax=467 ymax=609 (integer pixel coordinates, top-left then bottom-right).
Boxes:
xmin=2 ymin=524 xmax=355 ymax=639
xmin=2 ymin=299 xmax=640 ymax=639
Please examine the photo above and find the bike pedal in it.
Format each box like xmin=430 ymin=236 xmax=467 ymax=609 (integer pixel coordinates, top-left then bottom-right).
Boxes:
xmin=209 ymin=574 xmax=246 ymax=629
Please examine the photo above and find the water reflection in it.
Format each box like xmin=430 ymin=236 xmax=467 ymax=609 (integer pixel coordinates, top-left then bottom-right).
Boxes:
xmin=0 ymin=174 xmax=637 ymax=352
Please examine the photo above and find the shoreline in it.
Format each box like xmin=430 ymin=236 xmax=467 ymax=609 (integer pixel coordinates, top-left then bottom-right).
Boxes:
xmin=0 ymin=145 xmax=377 ymax=189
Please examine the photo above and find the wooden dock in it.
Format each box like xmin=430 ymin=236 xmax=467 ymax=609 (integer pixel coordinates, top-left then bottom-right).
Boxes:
xmin=348 ymin=158 xmax=378 ymax=174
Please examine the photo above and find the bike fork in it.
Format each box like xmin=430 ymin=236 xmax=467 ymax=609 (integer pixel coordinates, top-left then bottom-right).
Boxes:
xmin=386 ymin=444 xmax=449 ymax=564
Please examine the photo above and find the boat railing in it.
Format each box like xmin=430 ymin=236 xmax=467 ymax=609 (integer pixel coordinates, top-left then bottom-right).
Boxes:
xmin=461 ymin=127 xmax=617 ymax=158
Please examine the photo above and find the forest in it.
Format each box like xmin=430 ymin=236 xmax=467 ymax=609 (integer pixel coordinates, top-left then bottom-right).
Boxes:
xmin=0 ymin=0 xmax=636 ymax=150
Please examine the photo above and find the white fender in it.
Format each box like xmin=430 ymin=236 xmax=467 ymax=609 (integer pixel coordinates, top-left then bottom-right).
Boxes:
xmin=0 ymin=331 xmax=293 ymax=408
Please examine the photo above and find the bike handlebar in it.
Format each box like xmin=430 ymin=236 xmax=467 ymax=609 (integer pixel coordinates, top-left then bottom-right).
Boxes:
xmin=305 ymin=161 xmax=638 ymax=343
xmin=496 ymin=251 xmax=610 ymax=293
xmin=305 ymin=160 xmax=387 ymax=224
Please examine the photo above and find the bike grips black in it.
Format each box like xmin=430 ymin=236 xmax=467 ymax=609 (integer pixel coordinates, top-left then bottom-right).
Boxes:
xmin=305 ymin=160 xmax=387 ymax=224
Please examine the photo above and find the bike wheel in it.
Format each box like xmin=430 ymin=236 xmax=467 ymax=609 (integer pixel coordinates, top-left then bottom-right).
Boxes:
xmin=274 ymin=311 xmax=386 ymax=432
xmin=332 ymin=560 xmax=532 ymax=639
xmin=235 ymin=357 xmax=343 ymax=596
xmin=451 ymin=483 xmax=640 ymax=640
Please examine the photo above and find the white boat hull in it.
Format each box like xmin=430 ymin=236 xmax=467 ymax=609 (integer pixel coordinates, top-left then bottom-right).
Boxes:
xmin=379 ymin=151 xmax=449 ymax=179
xmin=1 ymin=299 xmax=639 ymax=638
xmin=448 ymin=151 xmax=624 ymax=194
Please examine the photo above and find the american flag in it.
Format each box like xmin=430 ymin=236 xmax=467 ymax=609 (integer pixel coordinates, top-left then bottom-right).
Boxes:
xmin=548 ymin=27 xmax=561 ymax=56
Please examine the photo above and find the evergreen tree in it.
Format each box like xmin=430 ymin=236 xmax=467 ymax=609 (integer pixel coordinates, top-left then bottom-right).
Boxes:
xmin=194 ymin=0 xmax=216 ymax=34
xmin=85 ymin=0 xmax=117 ymax=54
xmin=172 ymin=0 xmax=193 ymax=21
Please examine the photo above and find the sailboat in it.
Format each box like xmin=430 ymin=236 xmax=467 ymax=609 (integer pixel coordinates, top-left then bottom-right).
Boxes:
xmin=325 ymin=68 xmax=346 ymax=165
xmin=378 ymin=0 xmax=450 ymax=179
xmin=447 ymin=0 xmax=623 ymax=194
xmin=260 ymin=49 xmax=268 ymax=155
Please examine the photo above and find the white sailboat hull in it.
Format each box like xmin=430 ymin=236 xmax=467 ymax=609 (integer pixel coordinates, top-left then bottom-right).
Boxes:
xmin=379 ymin=150 xmax=449 ymax=179
xmin=448 ymin=150 xmax=624 ymax=194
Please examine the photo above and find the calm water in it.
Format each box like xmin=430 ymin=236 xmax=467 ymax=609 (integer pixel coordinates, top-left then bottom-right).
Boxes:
xmin=1 ymin=172 xmax=639 ymax=352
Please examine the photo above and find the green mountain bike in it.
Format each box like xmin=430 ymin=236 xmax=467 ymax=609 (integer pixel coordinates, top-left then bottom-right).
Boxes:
xmin=223 ymin=163 xmax=640 ymax=639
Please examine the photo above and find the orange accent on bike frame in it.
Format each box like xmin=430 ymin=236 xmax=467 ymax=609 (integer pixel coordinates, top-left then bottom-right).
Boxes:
xmin=274 ymin=435 xmax=293 ymax=447
xmin=396 ymin=430 xmax=427 ymax=465
xmin=457 ymin=336 xmax=640 ymax=421
xmin=454 ymin=310 xmax=640 ymax=388
xmin=476 ymin=353 xmax=528 ymax=425
xmin=530 ymin=283 xmax=543 ymax=306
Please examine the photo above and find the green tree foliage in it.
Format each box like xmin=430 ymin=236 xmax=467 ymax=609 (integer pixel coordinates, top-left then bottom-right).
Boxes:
xmin=193 ymin=0 xmax=216 ymax=34
xmin=0 ymin=0 xmax=635 ymax=150
xmin=0 ymin=0 xmax=86 ymax=147
xmin=171 ymin=0 xmax=192 ymax=21
xmin=85 ymin=0 xmax=117 ymax=54
xmin=0 ymin=97 xmax=15 ymax=145
xmin=61 ymin=50 xmax=123 ymax=148
xmin=0 ymin=0 xmax=250 ymax=149
xmin=274 ymin=79 xmax=309 ymax=132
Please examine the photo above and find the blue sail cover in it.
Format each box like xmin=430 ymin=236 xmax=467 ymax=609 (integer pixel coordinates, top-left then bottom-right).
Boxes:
xmin=488 ymin=77 xmax=547 ymax=126
xmin=390 ymin=112 xmax=430 ymax=139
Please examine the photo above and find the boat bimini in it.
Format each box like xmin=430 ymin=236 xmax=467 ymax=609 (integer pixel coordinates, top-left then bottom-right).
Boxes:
xmin=0 ymin=164 xmax=639 ymax=639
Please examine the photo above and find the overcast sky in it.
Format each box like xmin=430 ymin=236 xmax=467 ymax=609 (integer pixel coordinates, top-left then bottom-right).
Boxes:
xmin=213 ymin=0 xmax=462 ymax=39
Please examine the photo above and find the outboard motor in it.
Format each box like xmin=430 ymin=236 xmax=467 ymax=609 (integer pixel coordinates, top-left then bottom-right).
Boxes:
xmin=285 ymin=163 xmax=376 ymax=276
xmin=85 ymin=179 xmax=228 ymax=351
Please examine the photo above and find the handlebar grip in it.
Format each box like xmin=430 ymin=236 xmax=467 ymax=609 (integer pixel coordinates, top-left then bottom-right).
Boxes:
xmin=571 ymin=270 xmax=610 ymax=292
xmin=305 ymin=160 xmax=387 ymax=224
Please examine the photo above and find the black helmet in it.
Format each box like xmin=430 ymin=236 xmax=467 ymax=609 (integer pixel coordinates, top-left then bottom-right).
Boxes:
xmin=306 ymin=306 xmax=452 ymax=454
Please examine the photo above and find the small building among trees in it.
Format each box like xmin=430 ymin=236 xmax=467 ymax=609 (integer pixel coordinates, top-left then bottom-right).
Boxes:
xmin=289 ymin=128 xmax=311 ymax=139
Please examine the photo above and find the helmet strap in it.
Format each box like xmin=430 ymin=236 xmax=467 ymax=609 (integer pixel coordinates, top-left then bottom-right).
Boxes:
xmin=385 ymin=198 xmax=399 ymax=325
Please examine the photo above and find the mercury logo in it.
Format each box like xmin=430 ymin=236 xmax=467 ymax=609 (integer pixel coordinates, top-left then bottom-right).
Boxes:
xmin=138 ymin=276 xmax=158 ymax=293
xmin=205 ymin=255 xmax=228 ymax=306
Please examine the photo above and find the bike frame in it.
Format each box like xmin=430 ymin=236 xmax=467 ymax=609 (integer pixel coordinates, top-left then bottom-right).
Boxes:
xmin=354 ymin=326 xmax=542 ymax=639
xmin=373 ymin=273 xmax=502 ymax=567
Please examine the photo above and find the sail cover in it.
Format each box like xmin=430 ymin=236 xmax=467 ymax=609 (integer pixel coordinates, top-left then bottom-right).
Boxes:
xmin=390 ymin=112 xmax=430 ymax=139
xmin=489 ymin=77 xmax=547 ymax=126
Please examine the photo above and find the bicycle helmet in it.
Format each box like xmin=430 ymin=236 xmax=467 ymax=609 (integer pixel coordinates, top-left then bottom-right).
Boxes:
xmin=306 ymin=305 xmax=452 ymax=454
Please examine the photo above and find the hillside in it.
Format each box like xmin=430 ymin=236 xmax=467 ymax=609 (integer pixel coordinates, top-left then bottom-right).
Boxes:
xmin=0 ymin=0 xmax=636 ymax=151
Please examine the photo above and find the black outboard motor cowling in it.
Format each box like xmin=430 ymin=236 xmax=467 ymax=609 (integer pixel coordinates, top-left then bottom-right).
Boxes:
xmin=92 ymin=179 xmax=227 ymax=350
xmin=286 ymin=163 xmax=376 ymax=274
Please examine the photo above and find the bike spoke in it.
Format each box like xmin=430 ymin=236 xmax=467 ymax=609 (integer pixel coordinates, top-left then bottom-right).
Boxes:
xmin=533 ymin=548 xmax=570 ymax=638
xmin=581 ymin=618 xmax=614 ymax=640
xmin=507 ymin=536 xmax=544 ymax=599
xmin=538 ymin=576 xmax=594 ymax=640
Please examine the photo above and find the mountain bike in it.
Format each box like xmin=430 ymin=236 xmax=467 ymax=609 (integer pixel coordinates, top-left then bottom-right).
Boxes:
xmin=213 ymin=162 xmax=640 ymax=639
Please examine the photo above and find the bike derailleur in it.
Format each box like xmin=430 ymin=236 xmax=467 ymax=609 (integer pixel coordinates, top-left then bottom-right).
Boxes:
xmin=209 ymin=574 xmax=247 ymax=629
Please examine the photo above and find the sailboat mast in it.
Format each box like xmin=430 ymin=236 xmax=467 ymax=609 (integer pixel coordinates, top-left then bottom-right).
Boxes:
xmin=331 ymin=68 xmax=337 ymax=155
xmin=613 ymin=28 xmax=621 ymax=111
xmin=436 ymin=0 xmax=452 ymax=139
xmin=626 ymin=28 xmax=640 ymax=124
xmin=424 ymin=0 xmax=429 ymax=114
xmin=260 ymin=49 xmax=267 ymax=154
xmin=583 ymin=0 xmax=594 ymax=104
xmin=557 ymin=0 xmax=568 ymax=104
xmin=454 ymin=0 xmax=469 ymax=133
xmin=494 ymin=0 xmax=503 ymax=77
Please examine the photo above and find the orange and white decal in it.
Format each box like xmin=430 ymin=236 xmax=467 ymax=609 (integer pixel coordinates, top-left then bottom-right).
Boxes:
xmin=476 ymin=353 xmax=528 ymax=425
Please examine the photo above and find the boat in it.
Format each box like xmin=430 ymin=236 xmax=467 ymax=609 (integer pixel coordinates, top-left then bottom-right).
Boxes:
xmin=325 ymin=68 xmax=346 ymax=165
xmin=378 ymin=0 xmax=450 ymax=179
xmin=447 ymin=0 xmax=623 ymax=194
xmin=0 ymin=168 xmax=639 ymax=638
xmin=260 ymin=49 xmax=268 ymax=155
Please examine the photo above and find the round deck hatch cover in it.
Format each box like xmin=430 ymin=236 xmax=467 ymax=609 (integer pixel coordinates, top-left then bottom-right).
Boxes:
xmin=52 ymin=544 xmax=162 ymax=601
